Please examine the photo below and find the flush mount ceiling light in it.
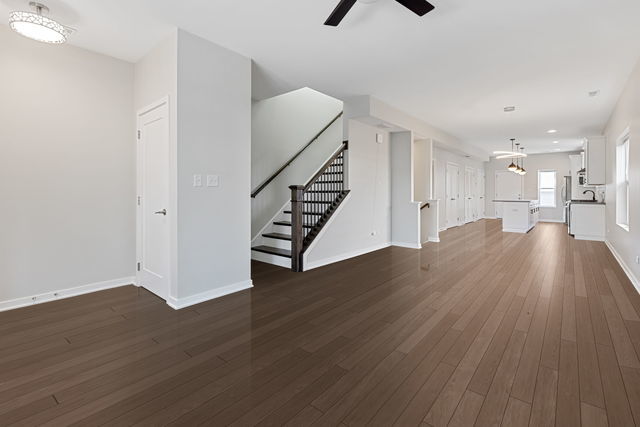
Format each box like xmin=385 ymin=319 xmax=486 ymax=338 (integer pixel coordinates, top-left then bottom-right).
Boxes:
xmin=547 ymin=129 xmax=558 ymax=134
xmin=504 ymin=106 xmax=516 ymax=113
xmin=553 ymin=140 xmax=559 ymax=144
xmin=495 ymin=137 xmax=528 ymax=160
xmin=9 ymin=2 xmax=72 ymax=44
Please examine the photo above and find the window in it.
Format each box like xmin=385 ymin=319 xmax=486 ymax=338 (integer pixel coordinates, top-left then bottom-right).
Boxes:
xmin=538 ymin=170 xmax=557 ymax=208
xmin=616 ymin=131 xmax=630 ymax=231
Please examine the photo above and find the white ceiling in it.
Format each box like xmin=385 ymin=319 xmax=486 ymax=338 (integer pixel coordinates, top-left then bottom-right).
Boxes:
xmin=3 ymin=0 xmax=640 ymax=156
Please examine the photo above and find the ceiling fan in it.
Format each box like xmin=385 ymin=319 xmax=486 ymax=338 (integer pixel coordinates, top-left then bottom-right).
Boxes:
xmin=324 ymin=0 xmax=435 ymax=26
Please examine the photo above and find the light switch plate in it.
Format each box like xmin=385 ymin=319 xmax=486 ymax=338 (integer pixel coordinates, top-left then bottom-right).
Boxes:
xmin=376 ymin=133 xmax=383 ymax=144
xmin=207 ymin=175 xmax=219 ymax=187
xmin=193 ymin=175 xmax=202 ymax=187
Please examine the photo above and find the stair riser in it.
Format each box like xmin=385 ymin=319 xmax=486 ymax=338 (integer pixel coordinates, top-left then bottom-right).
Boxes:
xmin=251 ymin=251 xmax=291 ymax=268
xmin=262 ymin=237 xmax=292 ymax=250
xmin=272 ymin=224 xmax=292 ymax=234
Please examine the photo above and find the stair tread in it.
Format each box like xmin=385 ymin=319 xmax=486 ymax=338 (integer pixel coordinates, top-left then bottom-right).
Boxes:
xmin=284 ymin=211 xmax=324 ymax=215
xmin=274 ymin=221 xmax=313 ymax=228
xmin=251 ymin=245 xmax=292 ymax=258
xmin=262 ymin=232 xmax=292 ymax=241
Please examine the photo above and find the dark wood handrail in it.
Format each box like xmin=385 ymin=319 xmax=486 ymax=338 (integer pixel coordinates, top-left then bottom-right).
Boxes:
xmin=251 ymin=111 xmax=343 ymax=198
xmin=304 ymin=141 xmax=348 ymax=191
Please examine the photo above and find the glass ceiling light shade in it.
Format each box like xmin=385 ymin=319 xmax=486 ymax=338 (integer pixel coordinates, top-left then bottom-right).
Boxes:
xmin=9 ymin=3 xmax=71 ymax=44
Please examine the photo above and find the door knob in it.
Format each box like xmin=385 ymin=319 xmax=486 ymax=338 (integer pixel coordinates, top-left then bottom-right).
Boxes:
xmin=154 ymin=209 xmax=167 ymax=216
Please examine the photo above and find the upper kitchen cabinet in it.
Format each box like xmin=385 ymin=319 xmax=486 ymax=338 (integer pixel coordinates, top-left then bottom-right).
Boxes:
xmin=584 ymin=136 xmax=606 ymax=185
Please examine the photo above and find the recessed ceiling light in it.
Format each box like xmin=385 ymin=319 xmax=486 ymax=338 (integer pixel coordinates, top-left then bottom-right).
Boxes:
xmin=504 ymin=106 xmax=516 ymax=113
xmin=9 ymin=2 xmax=73 ymax=44
xmin=553 ymin=141 xmax=559 ymax=144
xmin=547 ymin=129 xmax=558 ymax=134
xmin=588 ymin=90 xmax=600 ymax=97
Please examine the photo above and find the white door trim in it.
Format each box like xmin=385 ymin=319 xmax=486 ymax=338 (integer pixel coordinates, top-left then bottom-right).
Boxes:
xmin=136 ymin=96 xmax=171 ymax=301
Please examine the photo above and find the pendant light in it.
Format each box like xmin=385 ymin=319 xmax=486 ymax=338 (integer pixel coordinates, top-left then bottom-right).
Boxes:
xmin=507 ymin=139 xmax=518 ymax=171
xmin=9 ymin=2 xmax=72 ymax=44
xmin=513 ymin=143 xmax=522 ymax=174
xmin=519 ymin=147 xmax=527 ymax=175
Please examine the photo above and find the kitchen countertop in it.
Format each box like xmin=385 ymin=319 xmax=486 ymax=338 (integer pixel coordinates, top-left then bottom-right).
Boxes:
xmin=493 ymin=199 xmax=535 ymax=203
xmin=571 ymin=200 xmax=606 ymax=205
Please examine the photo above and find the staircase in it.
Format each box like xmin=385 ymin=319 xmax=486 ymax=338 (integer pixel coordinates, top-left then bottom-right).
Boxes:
xmin=251 ymin=142 xmax=349 ymax=272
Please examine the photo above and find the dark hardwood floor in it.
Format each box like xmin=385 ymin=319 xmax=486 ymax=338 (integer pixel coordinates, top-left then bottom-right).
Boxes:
xmin=1 ymin=219 xmax=639 ymax=426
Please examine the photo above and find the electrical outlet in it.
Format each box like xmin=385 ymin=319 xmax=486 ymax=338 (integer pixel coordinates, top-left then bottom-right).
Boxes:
xmin=207 ymin=175 xmax=219 ymax=187
xmin=193 ymin=175 xmax=202 ymax=187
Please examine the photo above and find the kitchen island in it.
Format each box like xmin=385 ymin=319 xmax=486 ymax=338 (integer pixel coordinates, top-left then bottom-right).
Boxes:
xmin=494 ymin=199 xmax=539 ymax=233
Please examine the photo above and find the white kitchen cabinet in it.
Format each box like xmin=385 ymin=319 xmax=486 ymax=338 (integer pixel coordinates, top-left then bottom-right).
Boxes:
xmin=584 ymin=136 xmax=606 ymax=185
xmin=570 ymin=203 xmax=605 ymax=241
xmin=495 ymin=200 xmax=538 ymax=233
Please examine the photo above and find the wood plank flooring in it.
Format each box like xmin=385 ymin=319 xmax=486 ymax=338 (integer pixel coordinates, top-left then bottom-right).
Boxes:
xmin=1 ymin=220 xmax=639 ymax=426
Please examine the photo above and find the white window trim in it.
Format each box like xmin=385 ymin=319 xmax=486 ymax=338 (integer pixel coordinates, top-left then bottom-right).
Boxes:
xmin=616 ymin=128 xmax=630 ymax=232
xmin=538 ymin=169 xmax=557 ymax=208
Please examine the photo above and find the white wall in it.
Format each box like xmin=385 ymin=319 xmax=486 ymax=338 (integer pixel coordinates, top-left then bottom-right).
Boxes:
xmin=485 ymin=152 xmax=571 ymax=222
xmin=251 ymin=88 xmax=343 ymax=237
xmin=304 ymin=120 xmax=391 ymax=267
xmin=175 ymin=30 xmax=252 ymax=301
xmin=0 ymin=25 xmax=135 ymax=307
xmin=433 ymin=148 xmax=484 ymax=229
xmin=414 ymin=139 xmax=433 ymax=202
xmin=604 ymin=57 xmax=640 ymax=288
xmin=391 ymin=132 xmax=421 ymax=247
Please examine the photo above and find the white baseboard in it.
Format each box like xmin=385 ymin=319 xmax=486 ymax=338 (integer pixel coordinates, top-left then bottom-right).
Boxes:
xmin=167 ymin=279 xmax=253 ymax=310
xmin=605 ymin=240 xmax=640 ymax=294
xmin=539 ymin=219 xmax=565 ymax=223
xmin=428 ymin=237 xmax=441 ymax=243
xmin=574 ymin=234 xmax=605 ymax=242
xmin=392 ymin=241 xmax=422 ymax=249
xmin=304 ymin=242 xmax=391 ymax=271
xmin=0 ymin=276 xmax=136 ymax=313
xmin=502 ymin=227 xmax=531 ymax=234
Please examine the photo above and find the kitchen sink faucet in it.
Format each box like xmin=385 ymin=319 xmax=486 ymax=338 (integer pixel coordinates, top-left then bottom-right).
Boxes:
xmin=583 ymin=190 xmax=596 ymax=201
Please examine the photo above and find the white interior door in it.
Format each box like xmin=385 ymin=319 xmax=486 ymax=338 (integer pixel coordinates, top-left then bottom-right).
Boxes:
xmin=464 ymin=167 xmax=474 ymax=223
xmin=137 ymin=99 xmax=170 ymax=300
xmin=495 ymin=171 xmax=523 ymax=219
xmin=446 ymin=163 xmax=460 ymax=227
xmin=477 ymin=170 xmax=485 ymax=218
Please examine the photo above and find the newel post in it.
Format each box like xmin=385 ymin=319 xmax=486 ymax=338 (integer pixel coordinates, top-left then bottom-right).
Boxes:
xmin=289 ymin=185 xmax=305 ymax=272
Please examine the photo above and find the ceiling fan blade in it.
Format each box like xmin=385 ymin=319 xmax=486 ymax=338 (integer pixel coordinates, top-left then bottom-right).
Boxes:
xmin=394 ymin=0 xmax=435 ymax=16
xmin=324 ymin=0 xmax=358 ymax=26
